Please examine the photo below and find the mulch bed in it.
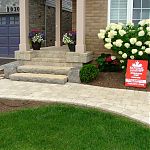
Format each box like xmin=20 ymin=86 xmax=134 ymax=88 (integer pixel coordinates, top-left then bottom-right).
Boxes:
xmin=0 ymin=100 xmax=49 ymax=113
xmin=88 ymin=72 xmax=150 ymax=92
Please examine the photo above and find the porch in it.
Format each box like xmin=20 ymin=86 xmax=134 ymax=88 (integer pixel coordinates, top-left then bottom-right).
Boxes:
xmin=16 ymin=0 xmax=93 ymax=64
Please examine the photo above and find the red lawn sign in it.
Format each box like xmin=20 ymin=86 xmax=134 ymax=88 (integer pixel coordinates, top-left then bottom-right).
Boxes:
xmin=125 ymin=60 xmax=148 ymax=88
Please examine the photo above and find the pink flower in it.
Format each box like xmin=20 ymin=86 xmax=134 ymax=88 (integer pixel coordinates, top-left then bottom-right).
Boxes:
xmin=105 ymin=56 xmax=112 ymax=62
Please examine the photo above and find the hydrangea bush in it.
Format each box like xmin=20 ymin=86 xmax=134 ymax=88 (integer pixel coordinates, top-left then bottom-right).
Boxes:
xmin=98 ymin=20 xmax=150 ymax=70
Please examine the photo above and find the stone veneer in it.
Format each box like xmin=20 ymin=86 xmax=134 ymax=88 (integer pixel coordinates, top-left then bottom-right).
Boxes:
xmin=29 ymin=0 xmax=72 ymax=47
xmin=72 ymin=0 xmax=110 ymax=60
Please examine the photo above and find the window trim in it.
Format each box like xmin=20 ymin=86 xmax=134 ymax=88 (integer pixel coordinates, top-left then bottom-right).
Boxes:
xmin=108 ymin=0 xmax=150 ymax=24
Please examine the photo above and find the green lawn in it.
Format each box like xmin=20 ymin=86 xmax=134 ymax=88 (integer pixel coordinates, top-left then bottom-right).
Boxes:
xmin=0 ymin=104 xmax=150 ymax=150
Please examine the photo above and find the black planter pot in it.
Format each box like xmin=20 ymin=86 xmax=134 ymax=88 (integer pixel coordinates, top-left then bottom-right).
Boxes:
xmin=32 ymin=42 xmax=41 ymax=50
xmin=68 ymin=44 xmax=75 ymax=52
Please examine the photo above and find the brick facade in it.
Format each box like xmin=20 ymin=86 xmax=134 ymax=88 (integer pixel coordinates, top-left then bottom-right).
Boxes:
xmin=29 ymin=0 xmax=72 ymax=47
xmin=72 ymin=0 xmax=109 ymax=59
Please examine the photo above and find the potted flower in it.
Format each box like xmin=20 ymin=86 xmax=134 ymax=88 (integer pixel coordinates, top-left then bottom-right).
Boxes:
xmin=29 ymin=29 xmax=45 ymax=50
xmin=63 ymin=31 xmax=76 ymax=52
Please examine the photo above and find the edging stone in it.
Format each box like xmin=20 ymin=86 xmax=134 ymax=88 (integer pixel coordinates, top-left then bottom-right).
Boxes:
xmin=3 ymin=61 xmax=23 ymax=79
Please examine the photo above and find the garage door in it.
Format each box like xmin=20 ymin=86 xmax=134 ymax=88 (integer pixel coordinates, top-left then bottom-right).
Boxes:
xmin=0 ymin=14 xmax=20 ymax=57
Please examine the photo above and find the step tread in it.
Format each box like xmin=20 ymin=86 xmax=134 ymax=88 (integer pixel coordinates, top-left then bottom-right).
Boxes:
xmin=32 ymin=58 xmax=66 ymax=62
xmin=18 ymin=65 xmax=72 ymax=70
xmin=17 ymin=65 xmax=73 ymax=75
xmin=10 ymin=73 xmax=67 ymax=79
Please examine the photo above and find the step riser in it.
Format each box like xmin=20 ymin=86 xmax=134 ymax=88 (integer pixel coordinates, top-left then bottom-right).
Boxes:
xmin=18 ymin=68 xmax=70 ymax=75
xmin=10 ymin=75 xmax=68 ymax=84
xmin=32 ymin=58 xmax=66 ymax=63
xmin=23 ymin=61 xmax=82 ymax=67
xmin=35 ymin=52 xmax=66 ymax=58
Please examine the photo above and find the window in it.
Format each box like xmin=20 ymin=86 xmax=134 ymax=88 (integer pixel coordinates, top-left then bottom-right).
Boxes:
xmin=9 ymin=16 xmax=19 ymax=25
xmin=108 ymin=0 xmax=150 ymax=24
xmin=0 ymin=17 xmax=6 ymax=25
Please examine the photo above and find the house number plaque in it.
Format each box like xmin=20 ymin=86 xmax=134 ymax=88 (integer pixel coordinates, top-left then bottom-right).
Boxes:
xmin=6 ymin=5 xmax=20 ymax=13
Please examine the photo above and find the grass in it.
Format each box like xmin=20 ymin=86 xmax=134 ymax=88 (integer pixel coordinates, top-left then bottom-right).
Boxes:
xmin=0 ymin=104 xmax=150 ymax=150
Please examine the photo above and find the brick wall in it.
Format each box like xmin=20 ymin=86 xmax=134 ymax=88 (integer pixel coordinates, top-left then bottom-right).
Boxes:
xmin=72 ymin=0 xmax=110 ymax=59
xmin=29 ymin=0 xmax=72 ymax=47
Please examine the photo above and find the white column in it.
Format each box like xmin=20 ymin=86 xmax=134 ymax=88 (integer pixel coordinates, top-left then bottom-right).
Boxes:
xmin=76 ymin=0 xmax=86 ymax=53
xmin=19 ymin=0 xmax=30 ymax=51
xmin=55 ymin=0 xmax=62 ymax=47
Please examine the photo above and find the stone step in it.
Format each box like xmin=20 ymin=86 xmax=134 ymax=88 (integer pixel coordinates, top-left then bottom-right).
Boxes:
xmin=23 ymin=61 xmax=83 ymax=67
xmin=32 ymin=58 xmax=66 ymax=63
xmin=18 ymin=65 xmax=72 ymax=75
xmin=34 ymin=51 xmax=66 ymax=58
xmin=9 ymin=73 xmax=68 ymax=84
xmin=40 ymin=46 xmax=69 ymax=52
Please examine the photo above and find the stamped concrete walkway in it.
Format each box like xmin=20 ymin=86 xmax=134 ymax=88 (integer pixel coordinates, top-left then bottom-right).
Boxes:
xmin=0 ymin=79 xmax=149 ymax=125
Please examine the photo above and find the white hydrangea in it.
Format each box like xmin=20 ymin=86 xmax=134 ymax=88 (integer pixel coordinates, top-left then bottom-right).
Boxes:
xmin=130 ymin=55 xmax=135 ymax=59
xmin=138 ymin=20 xmax=146 ymax=26
xmin=108 ymin=30 xmax=117 ymax=38
xmin=145 ymin=48 xmax=150 ymax=54
xmin=105 ymin=38 xmax=111 ymax=43
xmin=135 ymin=41 xmax=142 ymax=47
xmin=100 ymin=29 xmax=106 ymax=34
xmin=111 ymin=56 xmax=116 ymax=60
xmin=98 ymin=33 xmax=105 ymax=39
xmin=98 ymin=30 xmax=106 ymax=39
xmin=146 ymin=27 xmax=150 ymax=32
xmin=141 ymin=46 xmax=146 ymax=50
xmin=126 ymin=21 xmax=134 ymax=27
xmin=138 ymin=31 xmax=145 ymax=37
xmin=114 ymin=39 xmax=123 ymax=47
xmin=124 ymin=43 xmax=130 ymax=48
xmin=119 ymin=30 xmax=126 ymax=36
xmin=118 ymin=51 xmax=123 ymax=55
xmin=139 ymin=27 xmax=143 ymax=30
xmin=138 ymin=51 xmax=143 ymax=56
xmin=122 ymin=66 xmax=125 ymax=69
xmin=122 ymin=53 xmax=127 ymax=59
xmin=130 ymin=38 xmax=137 ymax=45
xmin=116 ymin=24 xmax=123 ymax=30
xmin=104 ymin=43 xmax=113 ymax=49
xmin=120 ymin=60 xmax=124 ymax=63
xmin=145 ymin=41 xmax=150 ymax=45
xmin=110 ymin=23 xmax=117 ymax=30
xmin=147 ymin=32 xmax=150 ymax=36
xmin=132 ymin=49 xmax=138 ymax=54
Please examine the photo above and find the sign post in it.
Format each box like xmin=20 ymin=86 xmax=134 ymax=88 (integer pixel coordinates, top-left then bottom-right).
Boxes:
xmin=125 ymin=60 xmax=148 ymax=88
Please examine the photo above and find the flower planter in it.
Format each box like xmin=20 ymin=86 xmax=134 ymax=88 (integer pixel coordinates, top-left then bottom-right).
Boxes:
xmin=32 ymin=42 xmax=41 ymax=50
xmin=68 ymin=44 xmax=75 ymax=52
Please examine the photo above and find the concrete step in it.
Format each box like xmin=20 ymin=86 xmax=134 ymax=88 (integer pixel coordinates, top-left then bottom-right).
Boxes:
xmin=18 ymin=65 xmax=72 ymax=75
xmin=34 ymin=51 xmax=66 ymax=58
xmin=32 ymin=58 xmax=66 ymax=63
xmin=9 ymin=73 xmax=68 ymax=84
xmin=23 ymin=61 xmax=83 ymax=67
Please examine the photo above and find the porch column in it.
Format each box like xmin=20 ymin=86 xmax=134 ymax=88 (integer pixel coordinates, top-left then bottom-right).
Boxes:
xmin=76 ymin=0 xmax=86 ymax=53
xmin=55 ymin=0 xmax=62 ymax=47
xmin=19 ymin=0 xmax=30 ymax=51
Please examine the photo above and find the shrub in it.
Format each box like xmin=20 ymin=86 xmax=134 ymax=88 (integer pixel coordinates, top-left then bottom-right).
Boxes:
xmin=98 ymin=20 xmax=150 ymax=70
xmin=96 ymin=53 xmax=122 ymax=72
xmin=80 ymin=64 xmax=99 ymax=83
